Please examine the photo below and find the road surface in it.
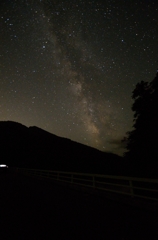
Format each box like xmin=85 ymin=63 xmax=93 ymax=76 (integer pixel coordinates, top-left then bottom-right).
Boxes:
xmin=0 ymin=171 xmax=157 ymax=240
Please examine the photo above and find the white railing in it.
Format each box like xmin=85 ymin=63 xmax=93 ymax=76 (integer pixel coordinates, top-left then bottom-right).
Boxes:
xmin=16 ymin=168 xmax=158 ymax=201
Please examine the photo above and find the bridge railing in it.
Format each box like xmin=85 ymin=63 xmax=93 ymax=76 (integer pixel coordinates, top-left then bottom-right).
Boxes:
xmin=16 ymin=168 xmax=158 ymax=201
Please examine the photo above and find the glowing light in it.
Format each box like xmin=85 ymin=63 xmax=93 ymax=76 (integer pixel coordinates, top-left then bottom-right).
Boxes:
xmin=0 ymin=164 xmax=8 ymax=168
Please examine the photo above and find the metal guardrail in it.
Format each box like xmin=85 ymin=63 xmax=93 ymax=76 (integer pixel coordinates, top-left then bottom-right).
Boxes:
xmin=16 ymin=168 xmax=158 ymax=201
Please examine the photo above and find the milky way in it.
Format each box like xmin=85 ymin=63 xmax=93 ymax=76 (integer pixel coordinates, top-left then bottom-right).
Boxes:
xmin=0 ymin=0 xmax=158 ymax=155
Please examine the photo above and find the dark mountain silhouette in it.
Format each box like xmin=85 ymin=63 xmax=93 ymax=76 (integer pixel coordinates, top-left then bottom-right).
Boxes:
xmin=0 ymin=121 xmax=127 ymax=175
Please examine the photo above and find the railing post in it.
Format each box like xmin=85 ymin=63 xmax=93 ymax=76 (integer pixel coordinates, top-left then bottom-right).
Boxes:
xmin=57 ymin=172 xmax=59 ymax=180
xmin=93 ymin=176 xmax=95 ymax=188
xmin=129 ymin=180 xmax=134 ymax=197
xmin=71 ymin=174 xmax=73 ymax=184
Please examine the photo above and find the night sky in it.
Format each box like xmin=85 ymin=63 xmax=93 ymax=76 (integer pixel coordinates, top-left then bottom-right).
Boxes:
xmin=1 ymin=0 xmax=158 ymax=156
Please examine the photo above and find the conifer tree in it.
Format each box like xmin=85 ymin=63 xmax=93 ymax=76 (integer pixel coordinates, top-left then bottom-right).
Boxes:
xmin=124 ymin=71 xmax=158 ymax=176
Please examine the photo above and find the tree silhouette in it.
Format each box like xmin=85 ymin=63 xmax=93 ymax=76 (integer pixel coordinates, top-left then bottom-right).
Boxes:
xmin=124 ymin=71 xmax=158 ymax=176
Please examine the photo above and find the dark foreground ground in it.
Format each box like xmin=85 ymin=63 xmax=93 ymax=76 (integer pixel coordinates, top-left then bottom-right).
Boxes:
xmin=0 ymin=171 xmax=157 ymax=240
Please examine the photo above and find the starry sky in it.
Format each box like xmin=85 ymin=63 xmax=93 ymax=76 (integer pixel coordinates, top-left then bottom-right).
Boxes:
xmin=0 ymin=0 xmax=158 ymax=156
